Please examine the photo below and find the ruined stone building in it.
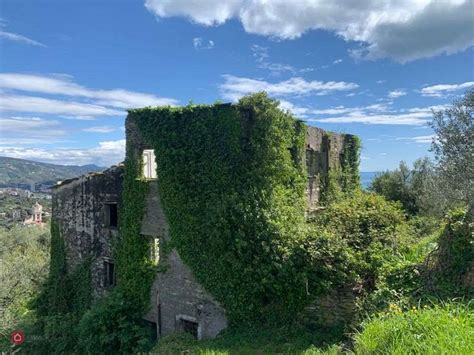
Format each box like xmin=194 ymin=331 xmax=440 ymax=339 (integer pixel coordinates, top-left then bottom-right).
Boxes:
xmin=52 ymin=104 xmax=356 ymax=340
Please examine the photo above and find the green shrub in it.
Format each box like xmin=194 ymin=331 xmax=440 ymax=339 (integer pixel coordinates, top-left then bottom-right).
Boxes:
xmin=77 ymin=291 xmax=154 ymax=354
xmin=312 ymin=191 xmax=410 ymax=291
xmin=353 ymin=303 xmax=474 ymax=354
xmin=424 ymin=208 xmax=473 ymax=297
xmin=0 ymin=225 xmax=50 ymax=334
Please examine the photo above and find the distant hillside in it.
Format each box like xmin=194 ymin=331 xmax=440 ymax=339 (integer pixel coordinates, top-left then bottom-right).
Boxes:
xmin=0 ymin=156 xmax=104 ymax=189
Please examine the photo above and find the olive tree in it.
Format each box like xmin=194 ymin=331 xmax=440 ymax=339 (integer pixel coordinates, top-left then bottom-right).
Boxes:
xmin=431 ymin=89 xmax=474 ymax=210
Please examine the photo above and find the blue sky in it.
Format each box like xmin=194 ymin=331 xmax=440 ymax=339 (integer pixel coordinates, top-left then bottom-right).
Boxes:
xmin=0 ymin=0 xmax=473 ymax=171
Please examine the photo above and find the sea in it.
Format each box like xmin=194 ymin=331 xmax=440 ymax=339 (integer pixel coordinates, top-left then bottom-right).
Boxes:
xmin=360 ymin=171 xmax=380 ymax=189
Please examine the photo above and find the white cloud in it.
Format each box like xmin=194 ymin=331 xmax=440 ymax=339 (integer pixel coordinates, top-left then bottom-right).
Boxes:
xmin=0 ymin=116 xmax=66 ymax=144
xmin=388 ymin=89 xmax=407 ymax=99
xmin=396 ymin=135 xmax=435 ymax=144
xmin=278 ymin=100 xmax=311 ymax=117
xmin=82 ymin=126 xmax=120 ymax=133
xmin=420 ymin=81 xmax=474 ymax=97
xmin=0 ymin=139 xmax=126 ymax=166
xmin=0 ymin=94 xmax=123 ymax=117
xmin=311 ymin=112 xmax=431 ymax=126
xmin=376 ymin=80 xmax=386 ymax=84
xmin=0 ymin=73 xmax=178 ymax=109
xmin=278 ymin=101 xmax=392 ymax=119
xmin=332 ymin=59 xmax=343 ymax=65
xmin=193 ymin=37 xmax=214 ymax=49
xmin=0 ymin=31 xmax=46 ymax=47
xmin=307 ymin=103 xmax=448 ymax=126
xmin=220 ymin=74 xmax=358 ymax=101
xmin=144 ymin=0 xmax=474 ymax=62
xmin=251 ymin=44 xmax=297 ymax=75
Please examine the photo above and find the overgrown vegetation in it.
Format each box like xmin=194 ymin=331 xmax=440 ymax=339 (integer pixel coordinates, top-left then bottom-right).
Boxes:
xmin=0 ymin=225 xmax=50 ymax=336
xmin=353 ymin=303 xmax=474 ymax=355
xmin=2 ymin=91 xmax=472 ymax=354
xmin=129 ymin=93 xmax=361 ymax=324
xmin=371 ymin=89 xmax=473 ymax=217
xmin=75 ymin=140 xmax=156 ymax=354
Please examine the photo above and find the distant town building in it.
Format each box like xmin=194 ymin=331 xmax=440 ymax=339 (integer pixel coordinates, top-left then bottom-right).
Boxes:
xmin=23 ymin=202 xmax=44 ymax=226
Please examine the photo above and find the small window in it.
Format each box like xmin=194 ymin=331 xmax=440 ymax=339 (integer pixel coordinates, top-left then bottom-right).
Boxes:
xmin=104 ymin=203 xmax=118 ymax=227
xmin=180 ymin=319 xmax=198 ymax=339
xmin=104 ymin=260 xmax=116 ymax=287
xmin=143 ymin=149 xmax=157 ymax=179
xmin=143 ymin=235 xmax=159 ymax=265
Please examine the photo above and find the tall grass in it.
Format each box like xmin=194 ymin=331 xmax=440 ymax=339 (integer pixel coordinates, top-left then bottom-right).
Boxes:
xmin=353 ymin=302 xmax=474 ymax=354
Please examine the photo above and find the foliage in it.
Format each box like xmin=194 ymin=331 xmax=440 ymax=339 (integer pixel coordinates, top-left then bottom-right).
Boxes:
xmin=35 ymin=220 xmax=69 ymax=315
xmin=431 ymin=89 xmax=474 ymax=207
xmin=356 ymin=208 xmax=473 ymax=322
xmin=0 ymin=193 xmax=51 ymax=229
xmin=0 ymin=225 xmax=50 ymax=335
xmin=151 ymin=325 xmax=344 ymax=354
xmin=130 ymin=93 xmax=314 ymax=323
xmin=423 ymin=208 xmax=473 ymax=297
xmin=319 ymin=134 xmax=361 ymax=204
xmin=73 ymin=131 xmax=155 ymax=353
xmin=77 ymin=291 xmax=154 ymax=354
xmin=369 ymin=158 xmax=440 ymax=215
xmin=312 ymin=190 xmax=410 ymax=291
xmin=371 ymin=91 xmax=474 ymax=215
xmin=353 ymin=303 xmax=474 ymax=355
xmin=340 ymin=134 xmax=361 ymax=191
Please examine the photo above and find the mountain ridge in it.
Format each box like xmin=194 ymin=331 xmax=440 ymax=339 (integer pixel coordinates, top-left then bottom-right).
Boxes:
xmin=0 ymin=156 xmax=105 ymax=188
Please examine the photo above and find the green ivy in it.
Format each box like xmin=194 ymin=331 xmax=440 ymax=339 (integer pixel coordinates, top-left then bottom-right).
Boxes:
xmin=30 ymin=220 xmax=93 ymax=353
xmin=127 ymin=92 xmax=361 ymax=324
xmin=74 ymin=135 xmax=156 ymax=353
xmin=128 ymin=93 xmax=309 ymax=323
xmin=114 ymin=141 xmax=155 ymax=308
xmin=341 ymin=134 xmax=361 ymax=191
xmin=319 ymin=134 xmax=361 ymax=204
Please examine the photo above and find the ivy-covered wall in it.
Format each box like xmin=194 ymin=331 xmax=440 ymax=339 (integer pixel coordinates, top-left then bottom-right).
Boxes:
xmin=127 ymin=93 xmax=360 ymax=324
xmin=44 ymin=93 xmax=361 ymax=351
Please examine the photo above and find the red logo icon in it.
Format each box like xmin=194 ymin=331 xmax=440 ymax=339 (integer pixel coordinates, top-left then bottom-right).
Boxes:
xmin=10 ymin=330 xmax=25 ymax=345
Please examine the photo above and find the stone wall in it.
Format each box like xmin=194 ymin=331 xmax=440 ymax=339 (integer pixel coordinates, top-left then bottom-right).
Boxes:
xmin=305 ymin=126 xmax=348 ymax=210
xmin=299 ymin=285 xmax=359 ymax=328
xmin=52 ymin=109 xmax=355 ymax=342
xmin=52 ymin=165 xmax=123 ymax=299
xmin=127 ymin=117 xmax=228 ymax=339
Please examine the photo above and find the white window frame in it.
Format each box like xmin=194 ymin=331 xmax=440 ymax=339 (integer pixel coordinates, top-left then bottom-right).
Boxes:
xmin=142 ymin=149 xmax=157 ymax=179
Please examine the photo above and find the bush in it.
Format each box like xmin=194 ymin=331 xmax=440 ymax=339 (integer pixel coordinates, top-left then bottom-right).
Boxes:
xmin=312 ymin=191 xmax=410 ymax=291
xmin=77 ymin=290 xmax=154 ymax=354
xmin=0 ymin=225 xmax=50 ymax=335
xmin=353 ymin=303 xmax=474 ymax=354
xmin=369 ymin=158 xmax=456 ymax=217
xmin=424 ymin=208 xmax=474 ymax=297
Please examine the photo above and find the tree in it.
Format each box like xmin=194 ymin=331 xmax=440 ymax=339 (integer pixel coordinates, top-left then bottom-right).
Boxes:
xmin=370 ymin=159 xmax=433 ymax=215
xmin=431 ymin=89 xmax=474 ymax=208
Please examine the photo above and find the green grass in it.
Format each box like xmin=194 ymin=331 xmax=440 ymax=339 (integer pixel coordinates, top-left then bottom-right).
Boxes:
xmin=353 ymin=303 xmax=474 ymax=355
xmin=151 ymin=326 xmax=345 ymax=354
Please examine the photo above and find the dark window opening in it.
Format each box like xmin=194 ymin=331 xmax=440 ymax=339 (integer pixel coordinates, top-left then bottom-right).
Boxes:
xmin=180 ymin=319 xmax=198 ymax=339
xmin=105 ymin=203 xmax=118 ymax=227
xmin=104 ymin=260 xmax=116 ymax=287
xmin=143 ymin=320 xmax=158 ymax=342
